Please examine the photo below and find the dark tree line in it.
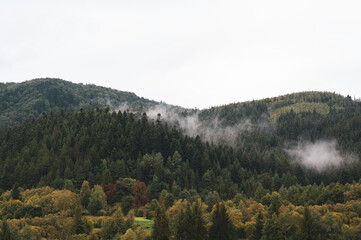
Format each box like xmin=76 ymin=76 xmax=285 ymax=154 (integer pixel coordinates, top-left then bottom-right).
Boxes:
xmin=1 ymin=105 xmax=361 ymax=202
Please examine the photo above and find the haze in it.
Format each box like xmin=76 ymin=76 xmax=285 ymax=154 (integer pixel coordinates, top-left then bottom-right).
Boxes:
xmin=1 ymin=0 xmax=361 ymax=108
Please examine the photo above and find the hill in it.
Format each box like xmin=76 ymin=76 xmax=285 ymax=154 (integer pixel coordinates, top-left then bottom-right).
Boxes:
xmin=0 ymin=78 xmax=165 ymax=128
xmin=199 ymin=91 xmax=358 ymax=124
xmin=1 ymin=85 xmax=361 ymax=239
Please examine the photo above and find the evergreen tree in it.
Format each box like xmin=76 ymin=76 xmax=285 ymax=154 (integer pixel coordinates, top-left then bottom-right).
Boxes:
xmin=152 ymin=202 xmax=170 ymax=240
xmin=253 ymin=212 xmax=264 ymax=240
xmin=269 ymin=192 xmax=282 ymax=215
xmin=262 ymin=213 xmax=281 ymax=240
xmin=191 ymin=200 xmax=207 ymax=240
xmin=302 ymin=207 xmax=318 ymax=240
xmin=0 ymin=221 xmax=12 ymax=240
xmin=11 ymin=182 xmax=20 ymax=200
xmin=73 ymin=205 xmax=85 ymax=234
xmin=209 ymin=202 xmax=236 ymax=240
xmin=80 ymin=181 xmax=91 ymax=207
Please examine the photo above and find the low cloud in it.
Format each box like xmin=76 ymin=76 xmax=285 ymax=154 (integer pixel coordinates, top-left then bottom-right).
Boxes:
xmin=114 ymin=102 xmax=129 ymax=113
xmin=146 ymin=104 xmax=254 ymax=144
xmin=109 ymin=102 xmax=273 ymax=144
xmin=286 ymin=140 xmax=356 ymax=172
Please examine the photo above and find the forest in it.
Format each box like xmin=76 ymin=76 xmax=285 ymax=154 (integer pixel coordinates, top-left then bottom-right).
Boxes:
xmin=1 ymin=79 xmax=361 ymax=239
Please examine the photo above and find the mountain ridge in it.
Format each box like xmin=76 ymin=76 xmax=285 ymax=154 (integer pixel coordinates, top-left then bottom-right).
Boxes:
xmin=1 ymin=78 xmax=360 ymax=129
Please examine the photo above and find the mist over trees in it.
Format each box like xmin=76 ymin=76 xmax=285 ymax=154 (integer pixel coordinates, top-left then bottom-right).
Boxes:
xmin=1 ymin=79 xmax=361 ymax=239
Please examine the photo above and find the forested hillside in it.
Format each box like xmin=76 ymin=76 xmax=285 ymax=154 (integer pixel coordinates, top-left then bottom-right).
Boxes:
xmin=0 ymin=78 xmax=163 ymax=128
xmin=1 ymin=81 xmax=361 ymax=239
xmin=1 ymin=103 xmax=361 ymax=193
xmin=1 ymin=107 xmax=361 ymax=239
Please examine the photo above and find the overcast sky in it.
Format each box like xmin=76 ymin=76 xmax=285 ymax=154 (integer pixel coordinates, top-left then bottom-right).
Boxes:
xmin=1 ymin=0 xmax=361 ymax=108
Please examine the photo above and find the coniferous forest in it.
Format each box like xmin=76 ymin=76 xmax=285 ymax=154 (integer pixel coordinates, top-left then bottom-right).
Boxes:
xmin=1 ymin=79 xmax=361 ymax=239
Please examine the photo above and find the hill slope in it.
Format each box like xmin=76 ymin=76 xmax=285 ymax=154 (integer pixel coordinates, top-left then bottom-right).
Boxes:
xmin=199 ymin=91 xmax=358 ymax=124
xmin=0 ymin=78 xmax=163 ymax=128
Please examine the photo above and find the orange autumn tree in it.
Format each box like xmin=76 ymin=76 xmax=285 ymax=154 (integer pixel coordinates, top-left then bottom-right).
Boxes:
xmin=132 ymin=181 xmax=149 ymax=208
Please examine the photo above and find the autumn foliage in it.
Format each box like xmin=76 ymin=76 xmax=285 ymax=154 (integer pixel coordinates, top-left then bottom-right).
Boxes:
xmin=132 ymin=181 xmax=149 ymax=208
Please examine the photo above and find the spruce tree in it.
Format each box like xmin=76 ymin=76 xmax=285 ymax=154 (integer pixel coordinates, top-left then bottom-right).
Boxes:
xmin=253 ymin=212 xmax=263 ymax=240
xmin=209 ymin=202 xmax=236 ymax=240
xmin=302 ymin=207 xmax=318 ymax=240
xmin=191 ymin=200 xmax=207 ymax=240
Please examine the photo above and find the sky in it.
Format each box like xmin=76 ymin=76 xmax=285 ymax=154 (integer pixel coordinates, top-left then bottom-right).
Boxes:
xmin=1 ymin=0 xmax=361 ymax=109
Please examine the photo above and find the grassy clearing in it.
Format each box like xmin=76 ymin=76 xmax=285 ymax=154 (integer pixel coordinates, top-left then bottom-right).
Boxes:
xmin=270 ymin=102 xmax=331 ymax=121
xmin=135 ymin=217 xmax=154 ymax=231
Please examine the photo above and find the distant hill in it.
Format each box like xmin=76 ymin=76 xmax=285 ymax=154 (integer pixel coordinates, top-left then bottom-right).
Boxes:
xmin=0 ymin=78 xmax=164 ymax=128
xmin=1 ymin=81 xmax=361 ymax=239
xmin=199 ymin=91 xmax=358 ymax=125
xmin=2 ymin=79 xmax=361 ymax=139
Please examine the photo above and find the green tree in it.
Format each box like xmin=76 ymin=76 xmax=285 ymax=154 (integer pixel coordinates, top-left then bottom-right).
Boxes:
xmin=209 ymin=202 xmax=236 ymax=240
xmin=102 ymin=167 xmax=113 ymax=185
xmin=152 ymin=202 xmax=170 ymax=240
xmin=253 ymin=212 xmax=264 ymax=240
xmin=0 ymin=221 xmax=12 ymax=240
xmin=80 ymin=181 xmax=91 ymax=207
xmin=11 ymin=182 xmax=21 ymax=200
xmin=88 ymin=185 xmax=107 ymax=215
xmin=73 ymin=205 xmax=89 ymax=234
xmin=269 ymin=192 xmax=282 ymax=215
xmin=206 ymin=191 xmax=220 ymax=211
xmin=262 ymin=213 xmax=281 ymax=240
xmin=101 ymin=207 xmax=127 ymax=239
xmin=64 ymin=179 xmax=75 ymax=192
xmin=191 ymin=200 xmax=207 ymax=240
xmin=301 ymin=207 xmax=318 ymax=240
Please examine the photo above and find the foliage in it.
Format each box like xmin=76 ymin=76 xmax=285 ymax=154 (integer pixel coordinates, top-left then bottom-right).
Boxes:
xmin=88 ymin=185 xmax=107 ymax=215
xmin=0 ymin=78 xmax=162 ymax=128
xmin=1 ymin=85 xmax=361 ymax=238
xmin=132 ymin=181 xmax=149 ymax=208
xmin=209 ymin=202 xmax=236 ymax=240
xmin=152 ymin=202 xmax=170 ymax=240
